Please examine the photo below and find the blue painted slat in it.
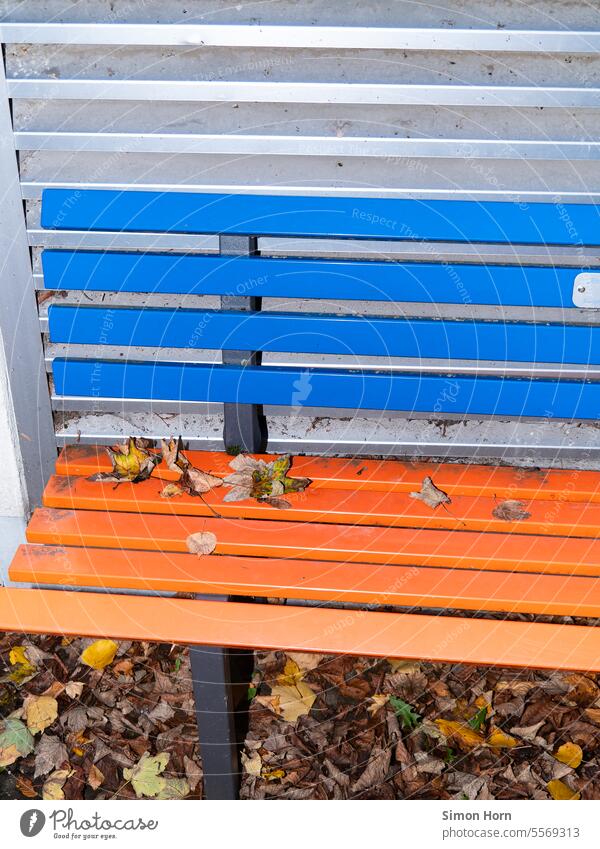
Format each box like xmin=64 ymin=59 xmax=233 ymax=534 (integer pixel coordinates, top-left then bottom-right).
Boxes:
xmin=41 ymin=249 xmax=582 ymax=308
xmin=52 ymin=359 xmax=600 ymax=419
xmin=40 ymin=189 xmax=600 ymax=246
xmin=49 ymin=305 xmax=600 ymax=366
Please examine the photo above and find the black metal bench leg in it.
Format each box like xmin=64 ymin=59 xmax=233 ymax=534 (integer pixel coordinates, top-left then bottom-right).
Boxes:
xmin=189 ymin=644 xmax=240 ymax=800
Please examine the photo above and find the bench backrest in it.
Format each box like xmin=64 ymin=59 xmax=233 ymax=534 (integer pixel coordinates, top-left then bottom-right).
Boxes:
xmin=41 ymin=189 xmax=600 ymax=440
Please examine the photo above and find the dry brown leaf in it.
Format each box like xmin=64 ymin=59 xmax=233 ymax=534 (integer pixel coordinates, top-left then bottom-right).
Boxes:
xmin=367 ymin=694 xmax=390 ymax=715
xmin=181 ymin=466 xmax=223 ymax=496
xmin=554 ymin=742 xmax=583 ymax=769
xmin=160 ymin=483 xmax=184 ymax=499
xmin=387 ymin=659 xmax=422 ymax=674
xmin=286 ymin=652 xmax=323 ymax=672
xmin=186 ymin=531 xmax=217 ymax=556
xmin=492 ymin=500 xmax=531 ymax=521
xmin=435 ymin=719 xmax=486 ymax=750
xmin=409 ymin=477 xmax=451 ymax=509
xmin=241 ymin=751 xmax=262 ymax=776
xmin=15 ymin=775 xmax=37 ymax=798
xmin=351 ymin=746 xmax=392 ymax=795
xmin=64 ymin=682 xmax=84 ymax=699
xmin=584 ymin=707 xmax=600 ymax=725
xmin=34 ymin=734 xmax=68 ymax=778
xmin=565 ymin=674 xmax=599 ymax=706
xmin=87 ymin=764 xmax=105 ymax=791
xmin=547 ymin=779 xmax=580 ymax=800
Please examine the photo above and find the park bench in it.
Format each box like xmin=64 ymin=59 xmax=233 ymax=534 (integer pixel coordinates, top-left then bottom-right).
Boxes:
xmin=2 ymin=188 xmax=600 ymax=798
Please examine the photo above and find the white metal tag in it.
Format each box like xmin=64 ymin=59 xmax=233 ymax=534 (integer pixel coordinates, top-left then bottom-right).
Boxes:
xmin=573 ymin=272 xmax=600 ymax=308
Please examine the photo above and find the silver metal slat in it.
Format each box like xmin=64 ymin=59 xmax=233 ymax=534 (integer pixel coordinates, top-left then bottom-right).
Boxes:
xmin=15 ymin=131 xmax=600 ymax=161
xmin=19 ymin=181 xmax=600 ymax=203
xmin=8 ymin=79 xmax=600 ymax=108
xmin=2 ymin=23 xmax=600 ymax=53
xmin=28 ymin=228 xmax=219 ymax=250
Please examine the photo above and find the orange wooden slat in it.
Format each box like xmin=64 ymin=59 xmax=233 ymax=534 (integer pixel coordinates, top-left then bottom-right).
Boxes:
xmin=56 ymin=445 xmax=600 ymax=502
xmin=26 ymin=507 xmax=600 ymax=576
xmin=12 ymin=543 xmax=600 ymax=617
xmin=1 ymin=586 xmax=600 ymax=671
xmin=43 ymin=473 xmax=600 ymax=538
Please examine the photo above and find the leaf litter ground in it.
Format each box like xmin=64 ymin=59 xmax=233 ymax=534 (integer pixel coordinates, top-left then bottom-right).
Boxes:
xmin=2 ymin=630 xmax=599 ymax=800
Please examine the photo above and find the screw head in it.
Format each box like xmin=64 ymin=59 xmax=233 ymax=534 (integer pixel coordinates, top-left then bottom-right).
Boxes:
xmin=578 ymin=285 xmax=586 ymax=293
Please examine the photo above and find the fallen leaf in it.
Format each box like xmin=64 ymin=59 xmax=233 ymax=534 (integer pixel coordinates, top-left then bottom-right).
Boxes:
xmin=584 ymin=708 xmax=600 ymax=725
xmin=492 ymin=500 xmax=531 ymax=521
xmin=15 ymin=775 xmax=37 ymax=798
xmin=7 ymin=645 xmax=37 ymax=685
xmin=160 ymin=483 xmax=184 ymax=498
xmin=387 ymin=659 xmax=422 ymax=674
xmin=186 ymin=531 xmax=217 ymax=556
xmin=87 ymin=764 xmax=104 ymax=791
xmin=223 ymin=454 xmax=310 ymax=504
xmin=269 ymin=682 xmax=316 ymax=723
xmin=0 ymin=718 xmax=35 ymax=767
xmin=286 ymin=652 xmax=323 ymax=672
xmin=183 ymin=755 xmax=202 ymax=793
xmin=242 ymin=751 xmax=262 ymax=776
xmin=410 ymin=477 xmax=451 ymax=509
xmin=435 ymin=719 xmax=485 ymax=751
xmin=351 ymin=746 xmax=392 ymax=795
xmin=389 ymin=696 xmax=421 ymax=730
xmin=123 ymin=752 xmax=170 ymax=798
xmin=367 ymin=694 xmax=390 ymax=715
xmin=487 ymin=727 xmax=518 ymax=749
xmin=80 ymin=639 xmax=119 ymax=670
xmin=181 ymin=465 xmax=223 ymax=497
xmin=42 ymin=769 xmax=69 ymax=801
xmin=547 ymin=779 xmax=580 ymax=800
xmin=90 ymin=437 xmax=160 ymax=484
xmin=156 ymin=777 xmax=190 ymax=799
xmin=554 ymin=742 xmax=583 ymax=769
xmin=25 ymin=696 xmax=58 ymax=735
xmin=565 ymin=674 xmax=599 ymax=707
xmin=112 ymin=660 xmax=134 ymax=676
xmin=34 ymin=734 xmax=68 ymax=778
xmin=262 ymin=768 xmax=285 ymax=781
xmin=277 ymin=658 xmax=303 ymax=688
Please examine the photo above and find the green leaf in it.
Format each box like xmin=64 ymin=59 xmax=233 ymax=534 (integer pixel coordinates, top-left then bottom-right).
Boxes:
xmin=389 ymin=696 xmax=421 ymax=731
xmin=123 ymin=752 xmax=170 ymax=798
xmin=247 ymin=686 xmax=257 ymax=701
xmin=271 ymin=455 xmax=291 ymax=481
xmin=0 ymin=718 xmax=35 ymax=767
xmin=467 ymin=706 xmax=488 ymax=732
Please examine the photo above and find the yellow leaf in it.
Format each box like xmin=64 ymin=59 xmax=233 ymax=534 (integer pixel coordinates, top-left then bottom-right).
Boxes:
xmin=487 ymin=727 xmax=518 ymax=749
xmin=8 ymin=646 xmax=36 ymax=684
xmin=160 ymin=483 xmax=184 ymax=499
xmin=277 ymin=658 xmax=303 ymax=687
xmin=25 ymin=696 xmax=58 ymax=735
xmin=554 ymin=742 xmax=583 ymax=769
xmin=80 ymin=639 xmax=118 ymax=670
xmin=9 ymin=646 xmax=29 ymax=666
xmin=255 ymin=694 xmax=282 ymax=715
xmin=262 ymin=768 xmax=285 ymax=781
xmin=547 ymin=779 xmax=580 ymax=800
xmin=270 ymin=682 xmax=316 ymax=723
xmin=367 ymin=694 xmax=390 ymax=715
xmin=435 ymin=719 xmax=486 ymax=751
